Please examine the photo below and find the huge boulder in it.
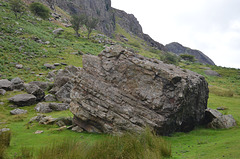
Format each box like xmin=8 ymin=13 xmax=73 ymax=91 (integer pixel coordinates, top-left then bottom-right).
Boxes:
xmin=8 ymin=94 xmax=36 ymax=107
xmin=70 ymin=45 xmax=209 ymax=135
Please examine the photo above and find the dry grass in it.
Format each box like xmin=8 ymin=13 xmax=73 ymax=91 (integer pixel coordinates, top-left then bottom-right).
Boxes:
xmin=209 ymin=86 xmax=234 ymax=97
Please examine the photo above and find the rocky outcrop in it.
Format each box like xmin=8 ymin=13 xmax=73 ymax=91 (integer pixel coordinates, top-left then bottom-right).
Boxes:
xmin=70 ymin=45 xmax=209 ymax=135
xmin=165 ymin=42 xmax=215 ymax=65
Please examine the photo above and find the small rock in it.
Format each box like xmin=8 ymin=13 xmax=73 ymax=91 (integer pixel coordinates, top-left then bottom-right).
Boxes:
xmin=61 ymin=63 xmax=67 ymax=66
xmin=30 ymin=114 xmax=46 ymax=123
xmin=25 ymin=84 xmax=45 ymax=101
xmin=11 ymin=77 xmax=24 ymax=90
xmin=44 ymin=94 xmax=56 ymax=102
xmin=35 ymin=103 xmax=52 ymax=113
xmin=35 ymin=130 xmax=43 ymax=134
xmin=0 ymin=79 xmax=12 ymax=91
xmin=39 ymin=116 xmax=56 ymax=125
xmin=72 ymin=126 xmax=83 ymax=133
xmin=44 ymin=41 xmax=50 ymax=45
xmin=53 ymin=28 xmax=64 ymax=35
xmin=15 ymin=64 xmax=23 ymax=69
xmin=54 ymin=63 xmax=60 ymax=66
xmin=56 ymin=121 xmax=66 ymax=127
xmin=204 ymin=70 xmax=220 ymax=76
xmin=29 ymin=81 xmax=52 ymax=91
xmin=44 ymin=63 xmax=55 ymax=69
xmin=10 ymin=108 xmax=28 ymax=115
xmin=0 ymin=89 xmax=6 ymax=95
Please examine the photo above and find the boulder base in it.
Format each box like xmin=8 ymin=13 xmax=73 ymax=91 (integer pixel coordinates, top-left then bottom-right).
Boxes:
xmin=70 ymin=45 xmax=209 ymax=135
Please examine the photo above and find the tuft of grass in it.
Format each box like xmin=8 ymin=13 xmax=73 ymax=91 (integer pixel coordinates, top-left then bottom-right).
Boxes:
xmin=0 ymin=130 xmax=11 ymax=159
xmin=209 ymin=86 xmax=234 ymax=97
xmin=37 ymin=128 xmax=171 ymax=159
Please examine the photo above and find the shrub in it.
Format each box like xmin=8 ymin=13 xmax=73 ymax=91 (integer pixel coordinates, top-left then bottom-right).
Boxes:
xmin=180 ymin=54 xmax=196 ymax=62
xmin=85 ymin=17 xmax=99 ymax=39
xmin=9 ymin=0 xmax=26 ymax=19
xmin=162 ymin=52 xmax=179 ymax=65
xmin=129 ymin=41 xmax=141 ymax=48
xmin=29 ymin=2 xmax=50 ymax=20
xmin=70 ymin=14 xmax=86 ymax=37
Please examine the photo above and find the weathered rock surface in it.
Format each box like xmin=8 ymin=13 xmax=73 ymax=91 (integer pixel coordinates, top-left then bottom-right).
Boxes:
xmin=0 ymin=79 xmax=12 ymax=91
xmin=8 ymin=94 xmax=36 ymax=107
xmin=29 ymin=81 xmax=52 ymax=91
xmin=49 ymin=66 xmax=80 ymax=103
xmin=205 ymin=108 xmax=236 ymax=129
xmin=10 ymin=77 xmax=24 ymax=90
xmin=25 ymin=84 xmax=45 ymax=101
xmin=35 ymin=102 xmax=69 ymax=113
xmin=10 ymin=108 xmax=28 ymax=115
xmin=44 ymin=94 xmax=56 ymax=102
xmin=70 ymin=45 xmax=209 ymax=135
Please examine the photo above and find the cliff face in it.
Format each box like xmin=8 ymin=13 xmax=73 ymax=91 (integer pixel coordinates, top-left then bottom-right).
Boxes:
xmin=41 ymin=0 xmax=166 ymax=50
xmin=165 ymin=42 xmax=215 ymax=65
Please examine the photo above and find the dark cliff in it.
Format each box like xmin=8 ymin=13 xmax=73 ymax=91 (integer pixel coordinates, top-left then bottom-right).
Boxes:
xmin=165 ymin=42 xmax=215 ymax=65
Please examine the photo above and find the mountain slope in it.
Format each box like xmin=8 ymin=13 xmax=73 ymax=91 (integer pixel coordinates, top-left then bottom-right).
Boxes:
xmin=165 ymin=42 xmax=215 ymax=65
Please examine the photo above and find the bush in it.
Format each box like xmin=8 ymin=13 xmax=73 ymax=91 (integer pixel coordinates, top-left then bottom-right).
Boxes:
xmin=29 ymin=2 xmax=50 ymax=20
xmin=180 ymin=54 xmax=196 ymax=62
xmin=37 ymin=128 xmax=171 ymax=159
xmin=162 ymin=52 xmax=179 ymax=65
xmin=9 ymin=0 xmax=26 ymax=19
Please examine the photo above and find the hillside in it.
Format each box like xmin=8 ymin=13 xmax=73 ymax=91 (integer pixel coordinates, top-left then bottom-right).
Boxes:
xmin=0 ymin=0 xmax=240 ymax=159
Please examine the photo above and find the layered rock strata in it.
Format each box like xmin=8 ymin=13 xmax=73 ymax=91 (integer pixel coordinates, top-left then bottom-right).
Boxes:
xmin=70 ymin=45 xmax=209 ymax=135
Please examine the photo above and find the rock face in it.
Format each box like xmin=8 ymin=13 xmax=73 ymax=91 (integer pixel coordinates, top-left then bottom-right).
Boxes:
xmin=8 ymin=94 xmax=37 ymax=107
xmin=165 ymin=42 xmax=215 ymax=65
xmin=70 ymin=45 xmax=209 ymax=135
xmin=41 ymin=0 xmax=166 ymax=51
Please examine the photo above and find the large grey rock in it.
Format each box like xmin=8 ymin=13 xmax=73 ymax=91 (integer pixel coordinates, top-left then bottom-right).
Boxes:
xmin=0 ymin=79 xmax=12 ymax=91
xmin=70 ymin=45 xmax=209 ymax=135
xmin=8 ymin=94 xmax=36 ymax=107
xmin=25 ymin=84 xmax=45 ymax=101
xmin=55 ymin=82 xmax=73 ymax=103
xmin=10 ymin=77 xmax=24 ymax=90
xmin=205 ymin=108 xmax=236 ymax=129
xmin=10 ymin=108 xmax=28 ymax=115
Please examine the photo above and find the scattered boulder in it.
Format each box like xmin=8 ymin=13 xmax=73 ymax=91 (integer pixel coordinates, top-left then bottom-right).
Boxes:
xmin=8 ymin=94 xmax=36 ymax=107
xmin=204 ymin=70 xmax=220 ymax=76
xmin=35 ymin=130 xmax=44 ymax=134
xmin=44 ymin=63 xmax=56 ymax=69
xmin=53 ymin=28 xmax=64 ymax=35
xmin=35 ymin=102 xmax=69 ymax=113
xmin=10 ymin=108 xmax=28 ymax=115
xmin=30 ymin=114 xmax=46 ymax=123
xmin=15 ymin=64 xmax=23 ymax=69
xmin=29 ymin=81 xmax=52 ymax=91
xmin=0 ymin=89 xmax=6 ymax=95
xmin=10 ymin=77 xmax=24 ymax=90
xmin=0 ymin=79 xmax=12 ymax=91
xmin=70 ymin=45 xmax=209 ymax=135
xmin=44 ymin=94 xmax=56 ymax=102
xmin=39 ymin=116 xmax=56 ymax=125
xmin=25 ymin=84 xmax=45 ymax=101
xmin=35 ymin=103 xmax=52 ymax=113
xmin=205 ymin=108 xmax=236 ymax=129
